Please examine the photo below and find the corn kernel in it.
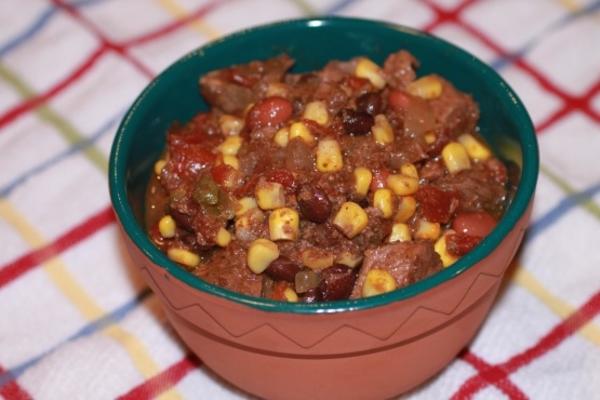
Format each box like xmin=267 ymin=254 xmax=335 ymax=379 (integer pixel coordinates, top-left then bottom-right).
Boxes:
xmin=336 ymin=251 xmax=363 ymax=268
xmin=355 ymin=57 xmax=386 ymax=89
xmin=269 ymin=207 xmax=299 ymax=241
xmin=303 ymin=101 xmax=329 ymax=125
xmin=235 ymin=197 xmax=257 ymax=217
xmin=353 ymin=167 xmax=372 ymax=197
xmin=387 ymin=174 xmax=419 ymax=195
xmin=425 ymin=132 xmax=437 ymax=144
xmin=274 ymin=127 xmax=290 ymax=147
xmin=395 ymin=196 xmax=417 ymax=223
xmin=167 ymin=248 xmax=200 ymax=268
xmin=389 ymin=223 xmax=411 ymax=243
xmin=373 ymin=188 xmax=395 ymax=218
xmin=362 ymin=269 xmax=397 ymax=297
xmin=289 ymin=121 xmax=315 ymax=146
xmin=301 ymin=248 xmax=334 ymax=270
xmin=400 ymin=163 xmax=419 ymax=179
xmin=235 ymin=208 xmax=265 ymax=238
xmin=283 ymin=287 xmax=299 ymax=302
xmin=333 ymin=202 xmax=369 ymax=238
xmin=217 ymin=136 xmax=243 ymax=156
xmin=434 ymin=232 xmax=459 ymax=268
xmin=222 ymin=155 xmax=240 ymax=170
xmin=442 ymin=142 xmax=471 ymax=174
xmin=215 ymin=227 xmax=232 ymax=247
xmin=458 ymin=133 xmax=492 ymax=161
xmin=219 ymin=114 xmax=244 ymax=136
xmin=266 ymin=82 xmax=288 ymax=97
xmin=415 ymin=219 xmax=441 ymax=240
xmin=372 ymin=114 xmax=394 ymax=145
xmin=154 ymin=159 xmax=167 ymax=175
xmin=158 ymin=215 xmax=176 ymax=238
xmin=316 ymin=138 xmax=344 ymax=172
xmin=247 ymin=238 xmax=279 ymax=274
xmin=256 ymin=181 xmax=286 ymax=210
xmin=406 ymin=76 xmax=443 ymax=99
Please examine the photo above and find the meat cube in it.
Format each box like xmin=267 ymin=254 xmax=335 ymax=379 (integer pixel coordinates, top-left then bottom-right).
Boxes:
xmin=351 ymin=241 xmax=442 ymax=298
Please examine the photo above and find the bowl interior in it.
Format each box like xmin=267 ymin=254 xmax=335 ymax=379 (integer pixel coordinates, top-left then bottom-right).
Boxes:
xmin=109 ymin=17 xmax=538 ymax=313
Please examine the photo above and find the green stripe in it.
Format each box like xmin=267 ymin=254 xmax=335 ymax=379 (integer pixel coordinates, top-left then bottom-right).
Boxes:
xmin=0 ymin=62 xmax=108 ymax=172
xmin=540 ymin=164 xmax=600 ymax=220
xmin=289 ymin=0 xmax=318 ymax=16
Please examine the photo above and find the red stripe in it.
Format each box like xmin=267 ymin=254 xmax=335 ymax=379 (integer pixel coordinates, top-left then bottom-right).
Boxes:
xmin=0 ymin=0 xmax=226 ymax=133
xmin=421 ymin=0 xmax=479 ymax=33
xmin=0 ymin=365 xmax=32 ymax=400
xmin=0 ymin=45 xmax=107 ymax=130
xmin=51 ymin=0 xmax=154 ymax=79
xmin=0 ymin=206 xmax=115 ymax=288
xmin=117 ymin=354 xmax=201 ymax=400
xmin=459 ymin=351 xmax=528 ymax=400
xmin=453 ymin=289 xmax=600 ymax=398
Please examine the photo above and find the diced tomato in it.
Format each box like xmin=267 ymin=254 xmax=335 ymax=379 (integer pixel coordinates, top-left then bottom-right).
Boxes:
xmin=446 ymin=233 xmax=482 ymax=256
xmin=170 ymin=144 xmax=216 ymax=176
xmin=452 ymin=211 xmax=497 ymax=237
xmin=346 ymin=76 xmax=370 ymax=90
xmin=268 ymin=281 xmax=290 ymax=301
xmin=370 ymin=168 xmax=390 ymax=191
xmin=388 ymin=89 xmax=411 ymax=111
xmin=211 ymin=164 xmax=236 ymax=186
xmin=265 ymin=169 xmax=297 ymax=193
xmin=415 ymin=185 xmax=459 ymax=224
xmin=234 ymin=174 xmax=260 ymax=197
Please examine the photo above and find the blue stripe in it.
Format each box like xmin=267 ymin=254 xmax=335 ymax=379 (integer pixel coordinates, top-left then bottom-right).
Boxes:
xmin=0 ymin=0 xmax=108 ymax=59
xmin=491 ymin=0 xmax=600 ymax=70
xmin=325 ymin=0 xmax=357 ymax=15
xmin=0 ymin=108 xmax=126 ymax=198
xmin=0 ymin=288 xmax=152 ymax=388
xmin=527 ymin=182 xmax=600 ymax=242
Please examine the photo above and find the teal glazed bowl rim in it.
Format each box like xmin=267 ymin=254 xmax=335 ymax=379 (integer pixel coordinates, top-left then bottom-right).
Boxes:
xmin=109 ymin=17 xmax=538 ymax=314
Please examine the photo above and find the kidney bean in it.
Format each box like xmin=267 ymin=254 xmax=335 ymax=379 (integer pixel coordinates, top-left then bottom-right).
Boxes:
xmin=297 ymin=184 xmax=332 ymax=223
xmin=388 ymin=89 xmax=410 ymax=111
xmin=356 ymin=92 xmax=383 ymax=115
xmin=246 ymin=96 xmax=293 ymax=130
xmin=318 ymin=264 xmax=356 ymax=301
xmin=446 ymin=233 xmax=482 ymax=256
xmin=415 ymin=185 xmax=459 ymax=224
xmin=452 ymin=211 xmax=497 ymax=237
xmin=265 ymin=256 xmax=301 ymax=283
xmin=295 ymin=270 xmax=321 ymax=294
xmin=340 ymin=108 xmax=374 ymax=136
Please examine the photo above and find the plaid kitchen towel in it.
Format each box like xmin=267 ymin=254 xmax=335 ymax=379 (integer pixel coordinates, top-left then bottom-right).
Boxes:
xmin=1 ymin=0 xmax=599 ymax=398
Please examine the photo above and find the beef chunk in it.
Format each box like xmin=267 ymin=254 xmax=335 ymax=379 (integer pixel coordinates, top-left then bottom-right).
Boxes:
xmin=200 ymin=55 xmax=293 ymax=114
xmin=351 ymin=241 xmax=442 ymax=298
xmin=197 ymin=242 xmax=263 ymax=297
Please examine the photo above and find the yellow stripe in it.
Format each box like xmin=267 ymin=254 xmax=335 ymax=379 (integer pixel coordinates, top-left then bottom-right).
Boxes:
xmin=513 ymin=265 xmax=600 ymax=347
xmin=558 ymin=0 xmax=579 ymax=12
xmin=0 ymin=200 xmax=181 ymax=400
xmin=158 ymin=0 xmax=221 ymax=40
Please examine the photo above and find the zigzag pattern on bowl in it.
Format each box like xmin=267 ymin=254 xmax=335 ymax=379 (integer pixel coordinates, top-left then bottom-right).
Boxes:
xmin=141 ymin=265 xmax=503 ymax=350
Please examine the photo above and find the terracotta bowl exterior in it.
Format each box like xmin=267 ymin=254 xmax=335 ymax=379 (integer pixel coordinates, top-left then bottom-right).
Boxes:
xmin=109 ymin=18 xmax=538 ymax=400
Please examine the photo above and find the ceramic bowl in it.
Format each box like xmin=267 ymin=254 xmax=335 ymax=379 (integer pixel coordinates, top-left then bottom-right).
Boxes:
xmin=109 ymin=17 xmax=538 ymax=400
